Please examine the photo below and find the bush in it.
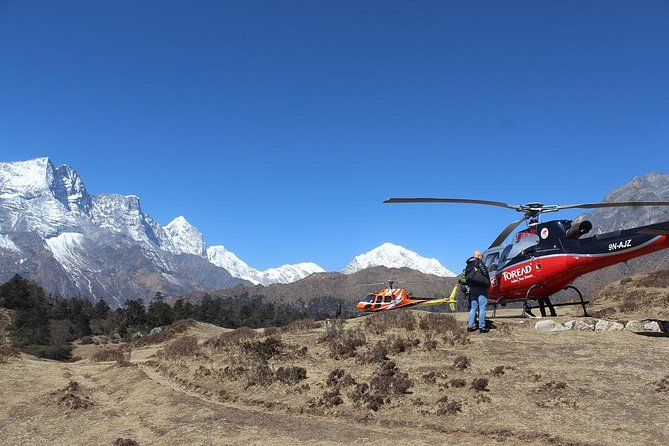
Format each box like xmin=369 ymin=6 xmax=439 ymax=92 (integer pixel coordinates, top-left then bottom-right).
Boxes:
xmin=363 ymin=310 xmax=416 ymax=334
xmin=470 ymin=377 xmax=489 ymax=392
xmin=263 ymin=326 xmax=282 ymax=337
xmin=24 ymin=344 xmax=72 ymax=360
xmin=436 ymin=397 xmax=462 ymax=415
xmin=242 ymin=337 xmax=284 ymax=361
xmin=419 ymin=313 xmax=458 ymax=333
xmin=246 ymin=363 xmax=275 ymax=387
xmin=453 ymin=355 xmax=470 ymax=370
xmin=284 ymin=318 xmax=320 ymax=332
xmin=0 ymin=344 xmax=20 ymax=363
xmin=114 ymin=439 xmax=140 ymax=446
xmin=206 ymin=327 xmax=259 ymax=349
xmin=91 ymin=347 xmax=128 ymax=363
xmin=326 ymin=368 xmax=357 ymax=387
xmin=80 ymin=336 xmax=94 ymax=345
xmin=327 ymin=329 xmax=365 ymax=360
xmin=159 ymin=335 xmax=199 ymax=359
xmin=276 ymin=366 xmax=307 ymax=384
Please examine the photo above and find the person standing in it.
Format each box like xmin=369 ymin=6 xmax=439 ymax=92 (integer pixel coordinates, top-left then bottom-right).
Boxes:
xmin=465 ymin=250 xmax=491 ymax=333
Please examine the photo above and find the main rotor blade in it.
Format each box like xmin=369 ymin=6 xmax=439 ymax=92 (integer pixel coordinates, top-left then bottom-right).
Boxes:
xmin=384 ymin=198 xmax=518 ymax=210
xmin=488 ymin=216 xmax=527 ymax=249
xmin=557 ymin=201 xmax=669 ymax=211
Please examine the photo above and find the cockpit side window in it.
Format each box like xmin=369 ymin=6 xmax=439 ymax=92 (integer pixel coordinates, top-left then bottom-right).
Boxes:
xmin=484 ymin=252 xmax=500 ymax=271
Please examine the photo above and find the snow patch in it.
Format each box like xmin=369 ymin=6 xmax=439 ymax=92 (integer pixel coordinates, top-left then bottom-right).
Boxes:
xmin=0 ymin=234 xmax=21 ymax=253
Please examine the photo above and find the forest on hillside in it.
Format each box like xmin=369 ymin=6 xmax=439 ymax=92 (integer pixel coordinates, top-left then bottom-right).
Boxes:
xmin=0 ymin=275 xmax=348 ymax=360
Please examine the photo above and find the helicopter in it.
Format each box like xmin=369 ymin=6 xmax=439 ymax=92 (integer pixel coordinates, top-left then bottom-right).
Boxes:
xmin=383 ymin=197 xmax=669 ymax=316
xmin=356 ymin=280 xmax=458 ymax=313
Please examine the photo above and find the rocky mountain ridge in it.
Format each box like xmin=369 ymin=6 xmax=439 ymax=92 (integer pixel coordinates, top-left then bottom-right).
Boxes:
xmin=0 ymin=157 xmax=455 ymax=304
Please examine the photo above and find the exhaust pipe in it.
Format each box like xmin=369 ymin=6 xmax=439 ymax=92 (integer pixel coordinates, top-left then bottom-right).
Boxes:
xmin=566 ymin=220 xmax=592 ymax=239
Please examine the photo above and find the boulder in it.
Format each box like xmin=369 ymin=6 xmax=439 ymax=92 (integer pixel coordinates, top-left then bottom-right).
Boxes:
xmin=595 ymin=320 xmax=624 ymax=332
xmin=535 ymin=320 xmax=569 ymax=332
xmin=624 ymin=320 xmax=646 ymax=332
xmin=150 ymin=327 xmax=163 ymax=336
xmin=643 ymin=321 xmax=663 ymax=332
xmin=565 ymin=320 xmax=594 ymax=331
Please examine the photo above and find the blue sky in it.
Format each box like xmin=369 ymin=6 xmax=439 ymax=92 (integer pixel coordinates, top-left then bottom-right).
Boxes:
xmin=1 ymin=1 xmax=668 ymax=272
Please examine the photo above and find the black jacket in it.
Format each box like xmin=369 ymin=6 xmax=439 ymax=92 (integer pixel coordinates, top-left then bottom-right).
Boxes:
xmin=465 ymin=256 xmax=490 ymax=297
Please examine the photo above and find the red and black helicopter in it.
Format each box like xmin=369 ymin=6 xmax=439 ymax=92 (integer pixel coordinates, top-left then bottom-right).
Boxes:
xmin=382 ymin=198 xmax=669 ymax=316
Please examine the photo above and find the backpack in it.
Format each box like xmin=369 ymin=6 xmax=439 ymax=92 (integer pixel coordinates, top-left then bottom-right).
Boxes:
xmin=465 ymin=261 xmax=490 ymax=287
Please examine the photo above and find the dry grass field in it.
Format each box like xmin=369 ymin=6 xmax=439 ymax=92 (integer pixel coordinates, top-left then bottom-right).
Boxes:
xmin=2 ymin=297 xmax=669 ymax=446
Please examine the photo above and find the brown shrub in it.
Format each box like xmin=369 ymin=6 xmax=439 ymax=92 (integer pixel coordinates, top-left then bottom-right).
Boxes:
xmin=491 ymin=365 xmax=505 ymax=376
xmin=246 ymin=363 xmax=274 ymax=387
xmin=52 ymin=381 xmax=94 ymax=410
xmin=361 ymin=342 xmax=389 ymax=363
xmin=349 ymin=383 xmax=385 ymax=411
xmin=242 ymin=337 xmax=283 ymax=361
xmin=206 ymin=327 xmax=259 ymax=349
xmin=537 ymin=381 xmax=568 ymax=393
xmin=327 ymin=329 xmax=365 ymax=360
xmin=133 ymin=319 xmax=196 ymax=348
xmin=438 ymin=400 xmax=462 ymax=415
xmin=263 ymin=326 xmax=282 ymax=337
xmin=276 ymin=366 xmax=307 ymax=384
xmin=285 ymin=318 xmax=321 ymax=332
xmin=114 ymin=439 xmax=140 ymax=446
xmin=419 ymin=313 xmax=458 ymax=333
xmin=91 ymin=347 xmax=128 ymax=364
xmin=655 ymin=375 xmax=669 ymax=392
xmin=319 ymin=318 xmax=346 ymax=343
xmin=0 ymin=344 xmax=20 ymax=363
xmin=310 ymin=388 xmax=343 ymax=408
xmin=470 ymin=377 xmax=489 ymax=392
xmin=363 ymin=310 xmax=416 ymax=334
xmin=453 ymin=355 xmax=470 ymax=370
xmin=326 ymin=368 xmax=357 ymax=387
xmin=436 ymin=395 xmax=462 ymax=415
xmin=449 ymin=378 xmax=466 ymax=388
xmin=158 ymin=335 xmax=199 ymax=359
xmin=370 ymin=360 xmax=412 ymax=395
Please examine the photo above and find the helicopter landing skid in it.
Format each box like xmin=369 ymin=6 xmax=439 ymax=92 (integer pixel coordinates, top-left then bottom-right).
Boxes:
xmin=521 ymin=285 xmax=590 ymax=318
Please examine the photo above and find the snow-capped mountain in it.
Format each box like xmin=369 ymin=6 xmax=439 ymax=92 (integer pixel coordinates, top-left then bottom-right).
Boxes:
xmin=207 ymin=245 xmax=324 ymax=286
xmin=0 ymin=158 xmax=248 ymax=305
xmin=0 ymin=157 xmax=326 ymax=304
xmin=164 ymin=216 xmax=206 ymax=257
xmin=342 ymin=243 xmax=455 ymax=277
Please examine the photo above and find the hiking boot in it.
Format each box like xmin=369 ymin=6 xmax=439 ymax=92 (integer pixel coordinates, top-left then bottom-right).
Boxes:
xmin=467 ymin=327 xmax=476 ymax=332
xmin=479 ymin=327 xmax=490 ymax=333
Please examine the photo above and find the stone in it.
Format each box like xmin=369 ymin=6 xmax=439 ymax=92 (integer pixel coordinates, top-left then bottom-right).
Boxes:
xmin=150 ymin=327 xmax=163 ymax=335
xmin=624 ymin=320 xmax=646 ymax=332
xmin=595 ymin=320 xmax=623 ymax=332
xmin=535 ymin=320 xmax=569 ymax=332
xmin=643 ymin=321 xmax=663 ymax=332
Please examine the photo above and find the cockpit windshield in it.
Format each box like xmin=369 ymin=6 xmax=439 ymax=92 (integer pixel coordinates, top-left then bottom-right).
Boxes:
xmin=499 ymin=233 xmax=540 ymax=266
xmin=362 ymin=294 xmax=376 ymax=303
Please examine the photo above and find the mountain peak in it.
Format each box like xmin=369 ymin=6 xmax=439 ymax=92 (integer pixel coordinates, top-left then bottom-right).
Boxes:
xmin=342 ymin=243 xmax=455 ymax=277
xmin=163 ymin=216 xmax=205 ymax=257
